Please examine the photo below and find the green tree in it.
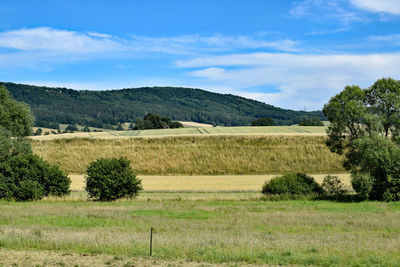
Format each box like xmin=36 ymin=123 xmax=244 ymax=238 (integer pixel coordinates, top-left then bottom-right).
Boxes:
xmin=85 ymin=157 xmax=142 ymax=201
xmin=298 ymin=118 xmax=323 ymax=126
xmin=251 ymin=117 xmax=274 ymax=126
xmin=323 ymin=78 xmax=400 ymax=201
xmin=0 ymin=86 xmax=33 ymax=136
xmin=0 ymin=86 xmax=70 ymax=201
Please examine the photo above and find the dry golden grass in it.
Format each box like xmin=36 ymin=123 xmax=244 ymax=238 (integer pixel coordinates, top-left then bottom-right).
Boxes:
xmin=31 ymin=135 xmax=344 ymax=175
xmin=69 ymin=173 xmax=351 ymax=192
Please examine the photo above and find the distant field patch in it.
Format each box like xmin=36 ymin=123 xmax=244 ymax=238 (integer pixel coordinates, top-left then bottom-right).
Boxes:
xmin=29 ymin=126 xmax=327 ymax=140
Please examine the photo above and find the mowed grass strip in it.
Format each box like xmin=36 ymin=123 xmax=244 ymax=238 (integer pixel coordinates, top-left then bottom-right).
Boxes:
xmin=31 ymin=135 xmax=344 ymax=175
xmin=69 ymin=174 xmax=351 ymax=192
xmin=0 ymin=200 xmax=399 ymax=266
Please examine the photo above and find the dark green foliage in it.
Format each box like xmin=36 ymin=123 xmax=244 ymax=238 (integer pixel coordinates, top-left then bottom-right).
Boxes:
xmin=2 ymin=82 xmax=325 ymax=127
xmin=262 ymin=173 xmax=323 ymax=195
xmin=82 ymin=126 xmax=90 ymax=132
xmin=65 ymin=124 xmax=78 ymax=131
xmin=298 ymin=118 xmax=323 ymax=126
xmin=134 ymin=113 xmax=183 ymax=130
xmin=251 ymin=117 xmax=274 ymax=126
xmin=85 ymin=157 xmax=142 ymax=201
xmin=116 ymin=124 xmax=124 ymax=131
xmin=323 ymin=78 xmax=400 ymax=201
xmin=34 ymin=128 xmax=42 ymax=135
xmin=0 ymin=86 xmax=33 ymax=137
xmin=128 ymin=123 xmax=134 ymax=130
xmin=0 ymin=154 xmax=70 ymax=201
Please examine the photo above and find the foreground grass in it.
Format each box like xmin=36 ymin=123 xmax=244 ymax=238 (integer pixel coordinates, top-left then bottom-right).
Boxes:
xmin=0 ymin=199 xmax=399 ymax=266
xmin=31 ymin=135 xmax=344 ymax=175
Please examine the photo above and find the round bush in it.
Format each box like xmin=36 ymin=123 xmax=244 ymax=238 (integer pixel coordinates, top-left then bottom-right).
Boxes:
xmin=0 ymin=154 xmax=70 ymax=201
xmin=85 ymin=157 xmax=142 ymax=201
xmin=262 ymin=173 xmax=323 ymax=195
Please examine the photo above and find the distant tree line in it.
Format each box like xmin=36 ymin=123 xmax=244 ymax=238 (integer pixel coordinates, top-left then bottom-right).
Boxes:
xmin=2 ymin=82 xmax=325 ymax=129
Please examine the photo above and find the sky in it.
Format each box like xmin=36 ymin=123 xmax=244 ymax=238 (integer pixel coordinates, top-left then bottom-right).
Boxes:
xmin=0 ymin=0 xmax=400 ymax=110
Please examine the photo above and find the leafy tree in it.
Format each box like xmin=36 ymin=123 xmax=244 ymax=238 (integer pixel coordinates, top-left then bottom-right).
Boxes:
xmin=34 ymin=128 xmax=43 ymax=136
xmin=65 ymin=124 xmax=78 ymax=131
xmin=0 ymin=86 xmax=33 ymax=136
xmin=82 ymin=126 xmax=90 ymax=132
xmin=129 ymin=122 xmax=134 ymax=130
xmin=85 ymin=157 xmax=142 ymax=201
xmin=0 ymin=86 xmax=70 ymax=201
xmin=323 ymin=78 xmax=400 ymax=200
xmin=298 ymin=118 xmax=323 ymax=126
xmin=134 ymin=113 xmax=183 ymax=130
xmin=252 ymin=117 xmax=274 ymax=126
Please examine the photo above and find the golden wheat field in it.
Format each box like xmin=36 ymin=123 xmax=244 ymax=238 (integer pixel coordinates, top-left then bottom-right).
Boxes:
xmin=31 ymin=135 xmax=344 ymax=175
xmin=69 ymin=173 xmax=351 ymax=192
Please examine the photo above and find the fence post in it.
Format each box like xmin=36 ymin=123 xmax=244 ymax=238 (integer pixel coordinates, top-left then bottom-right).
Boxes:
xmin=149 ymin=227 xmax=154 ymax=256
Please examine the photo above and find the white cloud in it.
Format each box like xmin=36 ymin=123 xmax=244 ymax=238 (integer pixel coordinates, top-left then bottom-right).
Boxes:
xmin=0 ymin=27 xmax=124 ymax=53
xmin=177 ymin=52 xmax=400 ymax=110
xmin=290 ymin=0 xmax=363 ymax=25
xmin=0 ymin=27 xmax=302 ymax=68
xmin=350 ymin=0 xmax=400 ymax=15
xmin=369 ymin=34 xmax=400 ymax=45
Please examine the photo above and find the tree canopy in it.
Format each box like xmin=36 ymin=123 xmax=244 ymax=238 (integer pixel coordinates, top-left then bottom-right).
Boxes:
xmin=323 ymin=77 xmax=400 ymax=201
xmin=0 ymin=86 xmax=33 ymax=137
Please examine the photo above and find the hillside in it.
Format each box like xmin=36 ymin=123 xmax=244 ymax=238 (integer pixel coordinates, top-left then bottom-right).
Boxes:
xmin=2 ymin=82 xmax=324 ymax=128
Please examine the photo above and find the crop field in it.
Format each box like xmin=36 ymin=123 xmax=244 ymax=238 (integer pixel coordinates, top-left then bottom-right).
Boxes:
xmin=31 ymin=135 xmax=344 ymax=175
xmin=0 ymin=199 xmax=399 ymax=266
xmin=30 ymin=125 xmax=328 ymax=140
xmin=69 ymin=174 xmax=351 ymax=192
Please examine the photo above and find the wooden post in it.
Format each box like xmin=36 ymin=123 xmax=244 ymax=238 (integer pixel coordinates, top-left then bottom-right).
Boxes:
xmin=149 ymin=227 xmax=154 ymax=256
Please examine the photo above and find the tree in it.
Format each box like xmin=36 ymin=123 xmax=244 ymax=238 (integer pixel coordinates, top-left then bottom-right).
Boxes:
xmin=251 ymin=117 xmax=274 ymax=126
xmin=0 ymin=86 xmax=33 ymax=137
xmin=83 ymin=126 xmax=90 ymax=132
xmin=323 ymin=78 xmax=400 ymax=201
xmin=65 ymin=124 xmax=78 ymax=131
xmin=134 ymin=113 xmax=183 ymax=130
xmin=298 ymin=118 xmax=323 ymax=126
xmin=0 ymin=86 xmax=70 ymax=201
xmin=85 ymin=157 xmax=142 ymax=201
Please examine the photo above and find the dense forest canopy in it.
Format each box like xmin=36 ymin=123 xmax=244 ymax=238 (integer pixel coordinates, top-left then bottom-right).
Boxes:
xmin=2 ymin=82 xmax=325 ymax=128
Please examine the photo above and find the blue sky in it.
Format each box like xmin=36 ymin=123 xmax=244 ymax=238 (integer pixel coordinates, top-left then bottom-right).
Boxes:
xmin=0 ymin=0 xmax=400 ymax=110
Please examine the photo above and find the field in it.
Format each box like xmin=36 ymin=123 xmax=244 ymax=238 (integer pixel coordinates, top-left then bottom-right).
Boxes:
xmin=0 ymin=199 xmax=399 ymax=266
xmin=4 ymin=127 xmax=399 ymax=266
xmin=30 ymin=125 xmax=327 ymax=140
xmin=69 ymin=174 xmax=352 ymax=192
xmin=31 ymin=135 xmax=344 ymax=175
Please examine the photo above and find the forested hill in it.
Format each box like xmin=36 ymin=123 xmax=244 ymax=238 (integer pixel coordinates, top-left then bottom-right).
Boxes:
xmin=2 ymin=82 xmax=324 ymax=128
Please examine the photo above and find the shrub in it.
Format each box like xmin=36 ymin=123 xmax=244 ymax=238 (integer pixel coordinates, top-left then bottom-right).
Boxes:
xmin=0 ymin=154 xmax=70 ymax=201
xmin=262 ymin=173 xmax=323 ymax=195
xmin=322 ymin=175 xmax=347 ymax=198
xmin=351 ymin=172 xmax=374 ymax=200
xmin=85 ymin=157 xmax=142 ymax=201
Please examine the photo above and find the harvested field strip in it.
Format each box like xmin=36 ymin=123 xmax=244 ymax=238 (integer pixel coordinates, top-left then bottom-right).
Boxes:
xmin=69 ymin=174 xmax=351 ymax=192
xmin=31 ymin=135 xmax=344 ymax=175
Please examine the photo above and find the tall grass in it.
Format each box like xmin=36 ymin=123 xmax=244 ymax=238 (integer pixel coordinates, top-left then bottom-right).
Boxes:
xmin=0 ymin=200 xmax=399 ymax=266
xmin=31 ymin=135 xmax=344 ymax=175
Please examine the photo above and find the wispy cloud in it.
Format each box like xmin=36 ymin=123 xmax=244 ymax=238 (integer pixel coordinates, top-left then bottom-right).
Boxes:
xmin=290 ymin=0 xmax=363 ymax=25
xmin=177 ymin=52 xmax=400 ymax=110
xmin=349 ymin=0 xmax=400 ymax=15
